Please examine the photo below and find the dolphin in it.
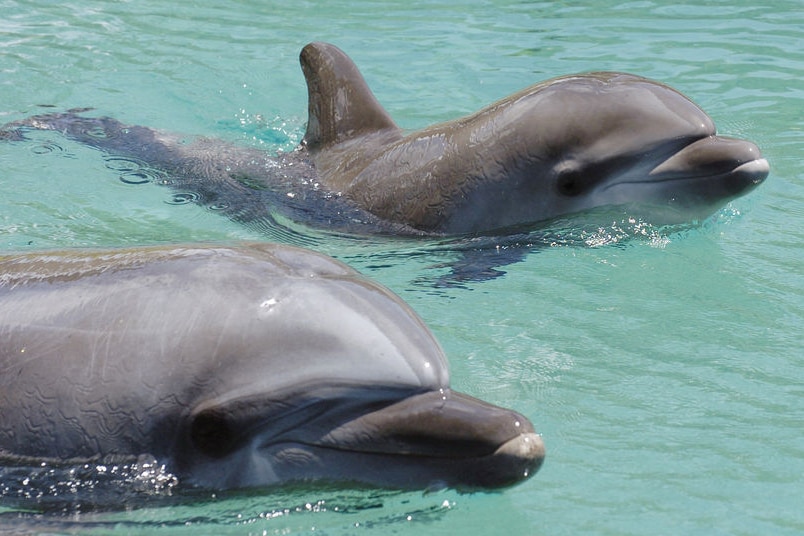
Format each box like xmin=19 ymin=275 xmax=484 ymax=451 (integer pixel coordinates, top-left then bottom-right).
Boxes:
xmin=0 ymin=243 xmax=544 ymax=490
xmin=0 ymin=42 xmax=768 ymax=236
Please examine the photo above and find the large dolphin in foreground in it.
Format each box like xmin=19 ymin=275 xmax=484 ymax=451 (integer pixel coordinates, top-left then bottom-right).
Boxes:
xmin=0 ymin=243 xmax=544 ymax=490
xmin=1 ymin=42 xmax=768 ymax=236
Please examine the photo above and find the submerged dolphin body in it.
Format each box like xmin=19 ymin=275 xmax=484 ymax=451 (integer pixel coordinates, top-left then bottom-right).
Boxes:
xmin=1 ymin=42 xmax=767 ymax=236
xmin=0 ymin=243 xmax=544 ymax=490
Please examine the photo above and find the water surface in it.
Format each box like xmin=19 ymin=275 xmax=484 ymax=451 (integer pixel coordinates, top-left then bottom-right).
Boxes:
xmin=1 ymin=0 xmax=802 ymax=534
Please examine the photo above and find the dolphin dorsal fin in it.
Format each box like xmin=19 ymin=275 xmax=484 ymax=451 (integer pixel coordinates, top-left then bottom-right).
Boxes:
xmin=300 ymin=42 xmax=398 ymax=151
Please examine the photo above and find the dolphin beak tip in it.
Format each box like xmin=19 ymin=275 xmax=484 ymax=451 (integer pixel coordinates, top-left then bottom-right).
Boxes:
xmin=460 ymin=431 xmax=546 ymax=489
xmin=494 ymin=431 xmax=546 ymax=481
xmin=745 ymin=157 xmax=770 ymax=183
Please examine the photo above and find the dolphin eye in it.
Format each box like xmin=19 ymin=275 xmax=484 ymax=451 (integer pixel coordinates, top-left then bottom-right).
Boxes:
xmin=191 ymin=408 xmax=237 ymax=458
xmin=556 ymin=168 xmax=587 ymax=197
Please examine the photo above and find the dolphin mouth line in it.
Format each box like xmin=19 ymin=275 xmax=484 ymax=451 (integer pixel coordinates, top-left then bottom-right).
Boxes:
xmin=249 ymin=389 xmax=546 ymax=473
xmin=646 ymin=157 xmax=769 ymax=182
xmin=598 ymin=156 xmax=769 ymax=193
xmin=635 ymin=133 xmax=769 ymax=186
xmin=300 ymin=430 xmax=545 ymax=461
xmin=725 ymin=158 xmax=770 ymax=182
xmin=266 ymin=431 xmax=546 ymax=488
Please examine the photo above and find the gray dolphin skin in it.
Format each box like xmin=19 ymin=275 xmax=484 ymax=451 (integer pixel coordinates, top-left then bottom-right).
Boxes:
xmin=1 ymin=42 xmax=768 ymax=235
xmin=0 ymin=243 xmax=544 ymax=490
xmin=300 ymin=43 xmax=768 ymax=233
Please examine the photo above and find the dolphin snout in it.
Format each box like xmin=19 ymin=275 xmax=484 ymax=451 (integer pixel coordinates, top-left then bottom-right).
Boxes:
xmin=649 ymin=135 xmax=769 ymax=189
xmin=324 ymin=390 xmax=545 ymax=488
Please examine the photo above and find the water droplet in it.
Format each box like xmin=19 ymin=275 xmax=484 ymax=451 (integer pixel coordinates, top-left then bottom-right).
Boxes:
xmin=208 ymin=202 xmax=230 ymax=211
xmin=104 ymin=156 xmax=142 ymax=172
xmin=104 ymin=157 xmax=164 ymax=185
xmin=30 ymin=141 xmax=65 ymax=155
xmin=119 ymin=171 xmax=151 ymax=185
xmin=84 ymin=126 xmax=110 ymax=139
xmin=165 ymin=192 xmax=201 ymax=205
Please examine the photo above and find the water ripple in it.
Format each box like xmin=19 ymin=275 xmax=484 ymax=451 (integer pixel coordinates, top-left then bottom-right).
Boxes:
xmin=104 ymin=156 xmax=165 ymax=185
xmin=165 ymin=191 xmax=201 ymax=205
xmin=29 ymin=141 xmax=66 ymax=155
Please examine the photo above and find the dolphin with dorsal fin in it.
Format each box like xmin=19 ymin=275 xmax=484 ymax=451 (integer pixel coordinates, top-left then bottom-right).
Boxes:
xmin=1 ymin=41 xmax=768 ymax=236
xmin=299 ymin=42 xmax=768 ymax=233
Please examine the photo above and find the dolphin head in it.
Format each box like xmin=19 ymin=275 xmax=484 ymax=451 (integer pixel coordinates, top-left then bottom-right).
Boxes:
xmin=440 ymin=72 xmax=769 ymax=233
xmin=148 ymin=244 xmax=545 ymax=490
xmin=0 ymin=244 xmax=543 ymax=491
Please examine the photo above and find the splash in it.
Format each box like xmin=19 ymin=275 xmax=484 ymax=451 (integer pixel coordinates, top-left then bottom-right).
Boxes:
xmin=0 ymin=455 xmax=178 ymax=512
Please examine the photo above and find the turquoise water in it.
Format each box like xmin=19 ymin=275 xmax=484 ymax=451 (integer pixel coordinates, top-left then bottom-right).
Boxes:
xmin=1 ymin=0 xmax=802 ymax=534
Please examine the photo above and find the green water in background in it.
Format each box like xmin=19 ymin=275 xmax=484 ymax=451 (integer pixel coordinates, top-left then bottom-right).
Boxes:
xmin=1 ymin=0 xmax=802 ymax=534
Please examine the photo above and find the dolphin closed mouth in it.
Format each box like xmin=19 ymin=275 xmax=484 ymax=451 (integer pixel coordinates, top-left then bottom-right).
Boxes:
xmin=591 ymin=133 xmax=768 ymax=223
xmin=318 ymin=390 xmax=545 ymax=488
xmin=190 ymin=388 xmax=545 ymax=490
xmin=649 ymin=135 xmax=768 ymax=185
